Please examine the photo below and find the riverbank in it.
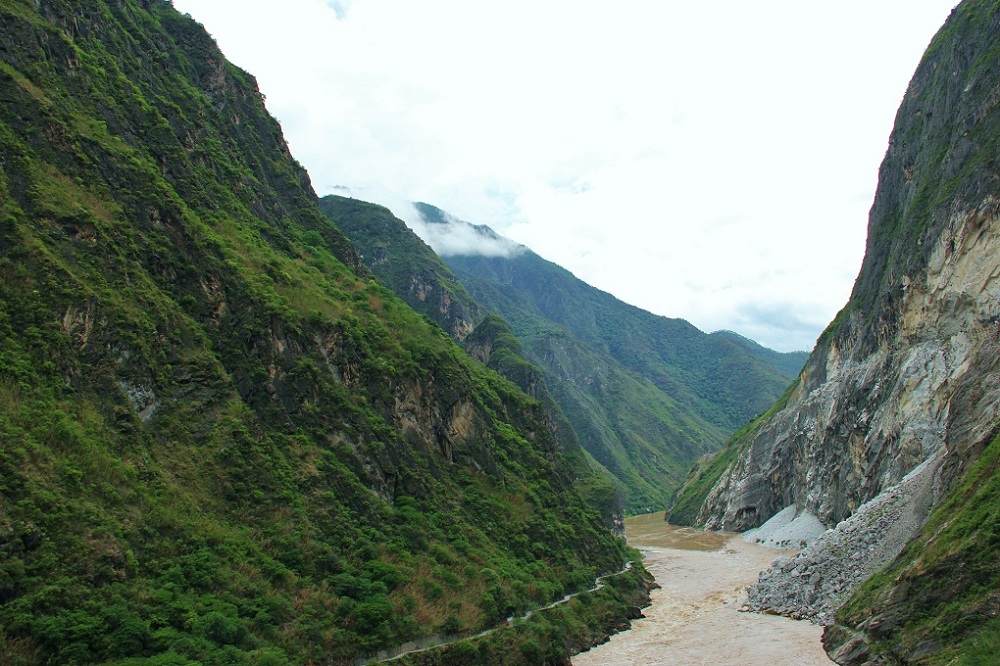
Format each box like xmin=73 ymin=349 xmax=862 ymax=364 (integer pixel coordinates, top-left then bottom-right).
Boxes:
xmin=572 ymin=520 xmax=833 ymax=665
xmin=366 ymin=554 xmax=655 ymax=665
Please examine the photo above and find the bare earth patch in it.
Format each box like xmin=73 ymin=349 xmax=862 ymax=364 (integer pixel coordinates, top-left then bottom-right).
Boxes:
xmin=573 ymin=519 xmax=833 ymax=666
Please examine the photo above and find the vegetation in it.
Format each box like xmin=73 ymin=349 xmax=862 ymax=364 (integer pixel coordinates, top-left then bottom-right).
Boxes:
xmin=442 ymin=232 xmax=804 ymax=514
xmin=318 ymin=196 xmax=482 ymax=341
xmin=385 ymin=562 xmax=654 ymax=665
xmin=442 ymin=246 xmax=801 ymax=433
xmin=327 ymin=197 xmax=805 ymax=514
xmin=322 ymin=197 xmax=622 ymax=518
xmin=828 ymin=431 xmax=1000 ymax=664
xmin=0 ymin=1 xmax=639 ymax=663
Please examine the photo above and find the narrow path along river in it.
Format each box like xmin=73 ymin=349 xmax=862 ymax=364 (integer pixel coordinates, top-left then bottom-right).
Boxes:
xmin=572 ymin=513 xmax=834 ymax=666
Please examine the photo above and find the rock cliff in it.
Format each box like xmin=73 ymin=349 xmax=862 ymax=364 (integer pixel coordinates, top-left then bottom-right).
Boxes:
xmin=699 ymin=0 xmax=999 ymax=533
xmin=684 ymin=0 xmax=1000 ymax=657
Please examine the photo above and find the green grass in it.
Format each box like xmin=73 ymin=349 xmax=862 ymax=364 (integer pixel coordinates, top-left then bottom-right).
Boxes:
xmin=832 ymin=431 xmax=1000 ymax=663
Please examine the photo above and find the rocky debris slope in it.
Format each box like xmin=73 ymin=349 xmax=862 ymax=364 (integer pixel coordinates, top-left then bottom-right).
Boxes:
xmin=743 ymin=454 xmax=943 ymax=625
xmin=740 ymin=505 xmax=827 ymax=550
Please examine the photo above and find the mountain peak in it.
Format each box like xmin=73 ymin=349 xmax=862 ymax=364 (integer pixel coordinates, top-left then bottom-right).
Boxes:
xmin=409 ymin=201 xmax=526 ymax=258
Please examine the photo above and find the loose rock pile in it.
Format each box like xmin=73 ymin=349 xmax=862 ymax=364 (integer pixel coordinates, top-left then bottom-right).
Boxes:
xmin=742 ymin=454 xmax=942 ymax=625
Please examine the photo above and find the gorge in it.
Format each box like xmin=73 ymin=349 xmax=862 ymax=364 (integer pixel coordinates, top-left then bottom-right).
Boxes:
xmin=0 ymin=0 xmax=997 ymax=665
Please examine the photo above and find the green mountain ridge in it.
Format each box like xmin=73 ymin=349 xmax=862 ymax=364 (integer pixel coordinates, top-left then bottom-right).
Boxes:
xmin=323 ymin=195 xmax=804 ymax=514
xmin=436 ymin=220 xmax=804 ymax=434
xmin=0 ymin=2 xmax=652 ymax=664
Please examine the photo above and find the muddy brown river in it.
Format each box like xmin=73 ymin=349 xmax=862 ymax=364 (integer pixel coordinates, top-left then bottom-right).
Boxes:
xmin=572 ymin=513 xmax=834 ymax=665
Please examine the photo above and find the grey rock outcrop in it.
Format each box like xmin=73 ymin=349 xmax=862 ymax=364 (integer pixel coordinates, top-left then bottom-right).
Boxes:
xmin=700 ymin=202 xmax=1000 ymax=533
xmin=743 ymin=453 xmax=943 ymax=625
xmin=697 ymin=0 xmax=1000 ymax=632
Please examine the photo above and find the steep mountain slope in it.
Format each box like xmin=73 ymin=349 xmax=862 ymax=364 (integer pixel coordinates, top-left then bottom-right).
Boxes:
xmin=442 ymin=233 xmax=804 ymax=436
xmin=436 ymin=210 xmax=805 ymax=511
xmin=318 ymin=196 xmax=616 ymax=517
xmin=324 ymin=196 xmax=805 ymax=513
xmin=0 ymin=2 xmax=647 ymax=664
xmin=677 ymin=0 xmax=1000 ymax=660
xmin=318 ymin=196 xmax=483 ymax=341
xmin=709 ymin=330 xmax=809 ymax=381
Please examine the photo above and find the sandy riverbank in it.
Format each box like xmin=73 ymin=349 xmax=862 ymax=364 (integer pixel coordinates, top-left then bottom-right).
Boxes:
xmin=573 ymin=521 xmax=833 ymax=665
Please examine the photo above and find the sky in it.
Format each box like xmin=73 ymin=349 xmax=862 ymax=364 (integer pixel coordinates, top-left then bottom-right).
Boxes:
xmin=171 ymin=0 xmax=958 ymax=352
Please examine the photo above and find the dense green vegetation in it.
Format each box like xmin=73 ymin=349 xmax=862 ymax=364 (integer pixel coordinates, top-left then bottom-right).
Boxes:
xmin=443 ymin=234 xmax=803 ymax=513
xmin=828 ymin=431 xmax=1000 ymax=664
xmin=0 ymin=1 xmax=642 ymax=663
xmin=326 ymin=197 xmax=805 ymax=514
xmin=443 ymin=246 xmax=800 ymax=433
xmin=709 ymin=330 xmax=808 ymax=380
xmin=321 ymin=197 xmax=622 ymax=518
xmin=387 ymin=564 xmax=654 ymax=665
xmin=318 ymin=196 xmax=482 ymax=341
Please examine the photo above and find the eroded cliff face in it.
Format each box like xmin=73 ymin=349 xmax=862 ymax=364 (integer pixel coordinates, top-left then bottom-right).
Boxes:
xmin=695 ymin=0 xmax=1000 ymax=636
xmin=700 ymin=204 xmax=1000 ymax=531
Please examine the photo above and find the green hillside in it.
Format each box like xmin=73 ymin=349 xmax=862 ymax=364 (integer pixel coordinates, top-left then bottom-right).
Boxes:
xmin=442 ymin=245 xmax=800 ymax=434
xmin=324 ymin=197 xmax=804 ymax=514
xmin=323 ymin=196 xmax=712 ymax=513
xmin=0 ymin=2 xmax=648 ymax=664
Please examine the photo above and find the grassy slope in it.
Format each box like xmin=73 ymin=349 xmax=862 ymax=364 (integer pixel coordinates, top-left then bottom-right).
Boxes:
xmin=318 ymin=195 xmax=483 ymax=339
xmin=443 ymin=249 xmax=799 ymax=433
xmin=827 ymin=431 xmax=1000 ymax=664
xmin=0 ymin=2 xmax=637 ymax=663
xmin=321 ymin=196 xmax=620 ymax=515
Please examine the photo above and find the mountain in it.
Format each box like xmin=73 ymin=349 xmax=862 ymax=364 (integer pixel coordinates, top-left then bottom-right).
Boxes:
xmin=323 ymin=195 xmax=806 ymax=514
xmin=435 ymin=209 xmax=807 ymax=508
xmin=317 ymin=195 xmax=483 ymax=342
xmin=674 ymin=1 xmax=1000 ymax=661
xmin=434 ymin=214 xmax=806 ymax=433
xmin=320 ymin=196 xmax=625 ymax=521
xmin=0 ymin=2 xmax=652 ymax=664
xmin=709 ymin=330 xmax=809 ymax=381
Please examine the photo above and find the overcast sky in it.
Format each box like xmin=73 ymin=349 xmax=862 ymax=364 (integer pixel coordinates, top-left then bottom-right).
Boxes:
xmin=172 ymin=0 xmax=957 ymax=352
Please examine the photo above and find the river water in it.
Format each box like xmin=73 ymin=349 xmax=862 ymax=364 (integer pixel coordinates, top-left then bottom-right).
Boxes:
xmin=572 ymin=513 xmax=834 ymax=666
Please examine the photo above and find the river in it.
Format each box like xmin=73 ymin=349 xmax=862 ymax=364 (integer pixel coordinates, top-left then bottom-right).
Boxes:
xmin=572 ymin=513 xmax=834 ymax=665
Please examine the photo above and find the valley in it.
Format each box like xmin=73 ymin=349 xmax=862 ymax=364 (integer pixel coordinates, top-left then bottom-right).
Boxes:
xmin=0 ymin=0 xmax=997 ymax=664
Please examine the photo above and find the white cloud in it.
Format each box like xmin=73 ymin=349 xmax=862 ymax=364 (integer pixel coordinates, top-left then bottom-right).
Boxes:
xmin=172 ymin=0 xmax=958 ymax=352
xmin=409 ymin=215 xmax=526 ymax=259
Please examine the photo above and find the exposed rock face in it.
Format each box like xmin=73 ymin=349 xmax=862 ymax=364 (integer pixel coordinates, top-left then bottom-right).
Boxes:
xmin=701 ymin=204 xmax=1000 ymax=532
xmin=696 ymin=0 xmax=1000 ymax=635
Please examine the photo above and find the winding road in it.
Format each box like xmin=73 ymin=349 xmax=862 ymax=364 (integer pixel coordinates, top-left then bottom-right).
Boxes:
xmin=359 ymin=560 xmax=636 ymax=664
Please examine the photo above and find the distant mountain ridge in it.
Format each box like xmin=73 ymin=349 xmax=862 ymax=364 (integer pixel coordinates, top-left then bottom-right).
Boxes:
xmin=324 ymin=195 xmax=806 ymax=513
xmin=427 ymin=203 xmax=805 ymax=433
xmin=709 ymin=330 xmax=809 ymax=380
